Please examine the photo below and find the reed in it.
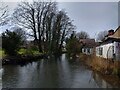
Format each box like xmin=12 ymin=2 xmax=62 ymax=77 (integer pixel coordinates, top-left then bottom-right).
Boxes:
xmin=79 ymin=53 xmax=120 ymax=76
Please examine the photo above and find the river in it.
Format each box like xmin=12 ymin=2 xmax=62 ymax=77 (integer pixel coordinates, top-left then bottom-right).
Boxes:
xmin=2 ymin=54 xmax=120 ymax=88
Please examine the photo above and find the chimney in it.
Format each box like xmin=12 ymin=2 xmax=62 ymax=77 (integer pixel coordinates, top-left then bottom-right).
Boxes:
xmin=108 ymin=29 xmax=114 ymax=36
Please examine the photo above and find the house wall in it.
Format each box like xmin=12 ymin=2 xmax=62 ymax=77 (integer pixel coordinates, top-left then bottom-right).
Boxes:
xmin=96 ymin=43 xmax=113 ymax=59
xmin=114 ymin=42 xmax=120 ymax=60
xmin=82 ymin=48 xmax=93 ymax=55
xmin=96 ymin=41 xmax=120 ymax=60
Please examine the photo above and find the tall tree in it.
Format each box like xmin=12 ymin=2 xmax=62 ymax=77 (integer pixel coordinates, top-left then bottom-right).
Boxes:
xmin=11 ymin=27 xmax=26 ymax=44
xmin=66 ymin=31 xmax=80 ymax=56
xmin=97 ymin=30 xmax=108 ymax=42
xmin=76 ymin=31 xmax=90 ymax=39
xmin=47 ymin=10 xmax=75 ymax=54
xmin=13 ymin=1 xmax=57 ymax=53
xmin=13 ymin=1 xmax=75 ymax=55
xmin=0 ymin=2 xmax=9 ymax=26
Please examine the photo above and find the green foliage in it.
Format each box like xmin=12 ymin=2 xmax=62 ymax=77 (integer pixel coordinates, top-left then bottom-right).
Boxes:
xmin=25 ymin=49 xmax=33 ymax=55
xmin=30 ymin=45 xmax=38 ymax=51
xmin=0 ymin=49 xmax=5 ymax=57
xmin=66 ymin=32 xmax=81 ymax=56
xmin=25 ymin=45 xmax=40 ymax=55
xmin=2 ymin=30 xmax=23 ymax=55
xmin=18 ymin=47 xmax=41 ymax=55
xmin=18 ymin=48 xmax=26 ymax=54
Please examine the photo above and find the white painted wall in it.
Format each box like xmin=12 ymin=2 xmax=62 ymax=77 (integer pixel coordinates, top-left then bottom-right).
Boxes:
xmin=114 ymin=42 xmax=120 ymax=60
xmin=82 ymin=48 xmax=93 ymax=55
xmin=96 ymin=43 xmax=113 ymax=59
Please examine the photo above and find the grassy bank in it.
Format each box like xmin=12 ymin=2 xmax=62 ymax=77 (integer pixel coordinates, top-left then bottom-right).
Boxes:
xmin=0 ymin=48 xmax=41 ymax=58
xmin=1 ymin=48 xmax=47 ymax=65
xmin=79 ymin=53 xmax=120 ymax=86
xmin=0 ymin=49 xmax=5 ymax=58
xmin=79 ymin=53 xmax=120 ymax=77
xmin=18 ymin=48 xmax=41 ymax=55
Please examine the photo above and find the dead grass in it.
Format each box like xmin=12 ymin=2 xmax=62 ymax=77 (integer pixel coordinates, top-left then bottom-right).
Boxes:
xmin=79 ymin=53 xmax=120 ymax=75
xmin=79 ymin=53 xmax=120 ymax=86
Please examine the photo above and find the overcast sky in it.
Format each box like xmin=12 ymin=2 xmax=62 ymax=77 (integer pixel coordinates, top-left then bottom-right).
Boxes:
xmin=0 ymin=1 xmax=119 ymax=38
xmin=58 ymin=2 xmax=118 ymax=38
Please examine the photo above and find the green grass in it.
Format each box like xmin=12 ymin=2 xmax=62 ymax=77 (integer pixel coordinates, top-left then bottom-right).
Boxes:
xmin=18 ymin=48 xmax=41 ymax=55
xmin=0 ymin=48 xmax=42 ymax=57
xmin=0 ymin=49 xmax=5 ymax=58
xmin=18 ymin=48 xmax=26 ymax=54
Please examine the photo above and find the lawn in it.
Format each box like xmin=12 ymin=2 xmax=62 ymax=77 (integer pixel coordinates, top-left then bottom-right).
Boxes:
xmin=18 ymin=48 xmax=41 ymax=55
xmin=0 ymin=49 xmax=5 ymax=58
xmin=0 ymin=48 xmax=41 ymax=58
xmin=18 ymin=48 xmax=26 ymax=54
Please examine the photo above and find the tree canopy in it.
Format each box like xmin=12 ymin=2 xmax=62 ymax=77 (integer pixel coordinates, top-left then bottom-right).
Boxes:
xmin=0 ymin=2 xmax=9 ymax=26
xmin=66 ymin=31 xmax=81 ymax=56
xmin=2 ymin=29 xmax=25 ymax=55
xmin=13 ymin=1 xmax=75 ymax=55
xmin=76 ymin=31 xmax=90 ymax=39
xmin=97 ymin=30 xmax=108 ymax=42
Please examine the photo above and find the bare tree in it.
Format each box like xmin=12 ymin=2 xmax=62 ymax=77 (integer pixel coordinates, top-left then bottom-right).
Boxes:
xmin=0 ymin=2 xmax=8 ymax=26
xmin=76 ymin=31 xmax=90 ymax=39
xmin=50 ymin=10 xmax=75 ymax=54
xmin=13 ymin=1 xmax=56 ymax=52
xmin=97 ymin=30 xmax=108 ymax=41
xmin=11 ymin=26 xmax=26 ymax=43
xmin=13 ymin=1 xmax=75 ymax=55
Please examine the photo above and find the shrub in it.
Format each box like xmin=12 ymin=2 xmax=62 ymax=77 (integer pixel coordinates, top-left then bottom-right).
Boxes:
xmin=2 ymin=30 xmax=23 ymax=55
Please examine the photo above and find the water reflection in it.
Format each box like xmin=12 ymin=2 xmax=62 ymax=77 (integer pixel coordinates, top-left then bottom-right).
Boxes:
xmin=0 ymin=68 xmax=2 ymax=89
xmin=2 ymin=54 xmax=120 ymax=88
xmin=93 ymin=73 xmax=120 ymax=88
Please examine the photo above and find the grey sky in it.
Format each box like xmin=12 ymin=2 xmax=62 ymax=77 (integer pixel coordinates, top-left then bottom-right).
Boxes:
xmin=0 ymin=2 xmax=119 ymax=39
xmin=58 ymin=2 xmax=118 ymax=38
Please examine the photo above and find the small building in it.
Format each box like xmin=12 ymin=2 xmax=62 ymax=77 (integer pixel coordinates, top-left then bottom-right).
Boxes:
xmin=96 ymin=27 xmax=120 ymax=60
xmin=80 ymin=39 xmax=96 ymax=55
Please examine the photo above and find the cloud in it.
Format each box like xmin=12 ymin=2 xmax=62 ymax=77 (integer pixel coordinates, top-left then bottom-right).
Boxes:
xmin=58 ymin=2 xmax=118 ymax=38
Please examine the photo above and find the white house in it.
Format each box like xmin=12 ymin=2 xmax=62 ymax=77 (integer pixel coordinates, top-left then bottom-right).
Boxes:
xmin=80 ymin=39 xmax=96 ymax=55
xmin=96 ymin=28 xmax=120 ymax=60
xmin=82 ymin=47 xmax=93 ymax=55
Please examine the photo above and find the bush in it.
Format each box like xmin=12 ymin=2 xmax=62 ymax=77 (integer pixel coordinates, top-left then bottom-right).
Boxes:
xmin=2 ymin=30 xmax=23 ymax=55
xmin=66 ymin=36 xmax=81 ymax=56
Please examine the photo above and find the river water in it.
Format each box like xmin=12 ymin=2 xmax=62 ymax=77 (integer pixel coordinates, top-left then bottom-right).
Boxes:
xmin=2 ymin=54 xmax=120 ymax=88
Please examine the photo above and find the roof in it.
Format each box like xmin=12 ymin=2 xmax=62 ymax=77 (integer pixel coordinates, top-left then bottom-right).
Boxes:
xmin=80 ymin=39 xmax=96 ymax=47
xmin=111 ymin=26 xmax=120 ymax=38
xmin=104 ymin=37 xmax=120 ymax=42
xmin=94 ymin=26 xmax=120 ymax=47
xmin=103 ymin=26 xmax=120 ymax=42
xmin=98 ymin=26 xmax=120 ymax=46
xmin=113 ymin=26 xmax=120 ymax=34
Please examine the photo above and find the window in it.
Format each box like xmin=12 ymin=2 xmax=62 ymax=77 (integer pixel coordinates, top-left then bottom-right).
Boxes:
xmin=99 ymin=47 xmax=103 ymax=55
xmin=87 ymin=48 xmax=90 ymax=54
xmin=84 ymin=48 xmax=86 ymax=53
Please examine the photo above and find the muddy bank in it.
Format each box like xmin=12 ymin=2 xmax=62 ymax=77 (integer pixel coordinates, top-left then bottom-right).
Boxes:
xmin=2 ymin=54 xmax=48 ymax=66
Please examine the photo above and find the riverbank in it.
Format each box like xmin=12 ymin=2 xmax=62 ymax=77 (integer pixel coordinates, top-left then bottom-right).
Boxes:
xmin=2 ymin=54 xmax=48 ymax=66
xmin=79 ymin=54 xmax=120 ymax=75
xmin=79 ymin=53 xmax=120 ymax=84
